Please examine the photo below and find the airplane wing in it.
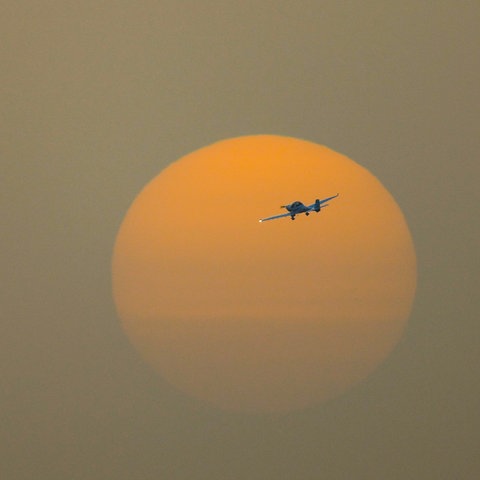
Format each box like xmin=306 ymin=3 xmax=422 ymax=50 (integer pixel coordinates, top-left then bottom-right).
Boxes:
xmin=307 ymin=193 xmax=339 ymax=210
xmin=259 ymin=212 xmax=293 ymax=222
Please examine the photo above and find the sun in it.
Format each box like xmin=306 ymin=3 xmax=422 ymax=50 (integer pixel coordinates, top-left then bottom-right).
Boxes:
xmin=112 ymin=135 xmax=416 ymax=413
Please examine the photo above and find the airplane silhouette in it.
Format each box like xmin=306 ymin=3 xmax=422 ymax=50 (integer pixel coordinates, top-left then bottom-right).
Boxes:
xmin=259 ymin=194 xmax=339 ymax=222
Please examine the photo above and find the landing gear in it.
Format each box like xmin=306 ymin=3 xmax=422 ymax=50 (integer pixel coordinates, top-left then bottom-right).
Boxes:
xmin=305 ymin=212 xmax=309 ymax=216
xmin=291 ymin=215 xmax=295 ymax=220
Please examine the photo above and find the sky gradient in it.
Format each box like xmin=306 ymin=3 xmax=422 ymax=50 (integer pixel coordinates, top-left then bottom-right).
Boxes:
xmin=3 ymin=2 xmax=479 ymax=478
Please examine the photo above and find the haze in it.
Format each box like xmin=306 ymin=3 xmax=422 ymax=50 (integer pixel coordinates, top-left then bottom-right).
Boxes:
xmin=3 ymin=2 xmax=478 ymax=479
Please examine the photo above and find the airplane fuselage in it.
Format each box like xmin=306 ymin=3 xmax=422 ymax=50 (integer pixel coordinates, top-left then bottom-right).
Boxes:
xmin=283 ymin=201 xmax=308 ymax=213
xmin=282 ymin=199 xmax=321 ymax=217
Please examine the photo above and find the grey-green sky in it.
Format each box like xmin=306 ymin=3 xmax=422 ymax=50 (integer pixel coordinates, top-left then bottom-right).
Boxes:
xmin=3 ymin=1 xmax=479 ymax=478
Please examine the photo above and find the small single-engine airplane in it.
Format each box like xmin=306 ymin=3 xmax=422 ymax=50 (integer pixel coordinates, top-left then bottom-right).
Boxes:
xmin=259 ymin=194 xmax=339 ymax=222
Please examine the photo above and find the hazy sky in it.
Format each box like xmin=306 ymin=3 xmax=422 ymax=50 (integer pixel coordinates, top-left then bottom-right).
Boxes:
xmin=3 ymin=2 xmax=479 ymax=479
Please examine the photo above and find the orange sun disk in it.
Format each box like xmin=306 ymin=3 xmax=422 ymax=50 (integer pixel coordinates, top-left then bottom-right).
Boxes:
xmin=112 ymin=135 xmax=416 ymax=413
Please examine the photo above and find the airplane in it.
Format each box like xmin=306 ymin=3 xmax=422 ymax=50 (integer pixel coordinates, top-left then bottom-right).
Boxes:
xmin=259 ymin=194 xmax=339 ymax=222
